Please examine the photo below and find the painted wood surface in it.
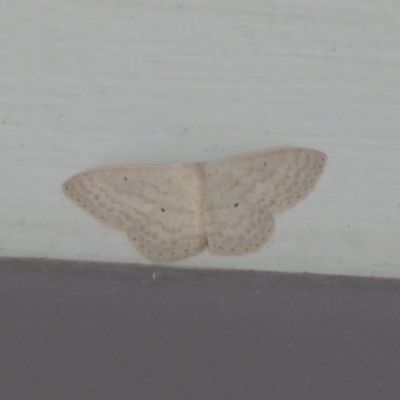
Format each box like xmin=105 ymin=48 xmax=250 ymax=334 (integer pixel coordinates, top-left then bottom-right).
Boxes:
xmin=1 ymin=0 xmax=399 ymax=277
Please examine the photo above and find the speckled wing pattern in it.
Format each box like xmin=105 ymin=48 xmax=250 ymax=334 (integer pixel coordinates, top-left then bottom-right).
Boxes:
xmin=202 ymin=148 xmax=327 ymax=255
xmin=62 ymin=148 xmax=327 ymax=262
xmin=62 ymin=165 xmax=206 ymax=262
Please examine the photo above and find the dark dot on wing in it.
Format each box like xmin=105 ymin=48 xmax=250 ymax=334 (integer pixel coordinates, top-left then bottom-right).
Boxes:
xmin=219 ymin=246 xmax=223 ymax=249
xmin=77 ymin=199 xmax=80 ymax=202
xmin=90 ymin=210 xmax=95 ymax=214
xmin=172 ymin=252 xmax=175 ymax=255
xmin=132 ymin=237 xmax=137 ymax=241
xmin=185 ymin=249 xmax=188 ymax=252
xmin=158 ymin=253 xmax=162 ymax=256
xmin=268 ymin=229 xmax=271 ymax=233
xmin=141 ymin=244 xmax=144 ymax=248
xmin=264 ymin=162 xmax=267 ymax=166
xmin=101 ymin=216 xmax=105 ymax=219
xmin=234 ymin=202 xmax=239 ymax=207
xmin=245 ymin=248 xmax=248 ymax=251
xmin=149 ymin=250 xmax=152 ymax=253
xmin=83 ymin=204 xmax=87 ymax=208
xmin=124 ymin=176 xmax=128 ymax=181
xmin=161 ymin=208 xmax=165 ymax=212
xmin=296 ymin=194 xmax=300 ymax=199
xmin=305 ymin=187 xmax=308 ymax=190
xmin=255 ymin=244 xmax=258 ymax=247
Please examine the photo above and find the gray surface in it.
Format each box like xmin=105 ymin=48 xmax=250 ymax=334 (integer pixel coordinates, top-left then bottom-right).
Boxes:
xmin=1 ymin=258 xmax=400 ymax=400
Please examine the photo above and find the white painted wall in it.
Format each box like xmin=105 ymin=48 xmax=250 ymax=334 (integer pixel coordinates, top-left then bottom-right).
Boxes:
xmin=1 ymin=0 xmax=399 ymax=277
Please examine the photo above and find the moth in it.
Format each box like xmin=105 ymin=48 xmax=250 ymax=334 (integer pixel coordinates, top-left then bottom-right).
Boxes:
xmin=63 ymin=147 xmax=327 ymax=262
